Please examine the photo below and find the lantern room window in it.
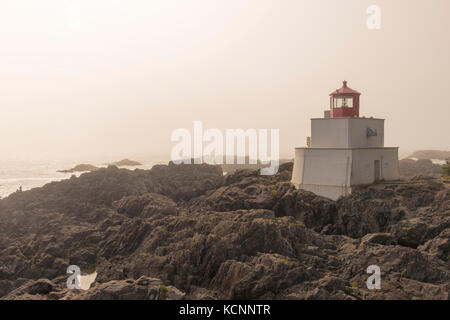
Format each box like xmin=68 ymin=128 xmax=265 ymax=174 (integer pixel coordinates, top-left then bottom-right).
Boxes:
xmin=328 ymin=81 xmax=361 ymax=118
xmin=333 ymin=97 xmax=353 ymax=108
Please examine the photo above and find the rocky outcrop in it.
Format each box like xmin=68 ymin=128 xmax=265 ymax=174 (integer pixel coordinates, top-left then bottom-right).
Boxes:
xmin=220 ymin=159 xmax=293 ymax=175
xmin=334 ymin=180 xmax=450 ymax=247
xmin=0 ymin=161 xmax=448 ymax=300
xmin=2 ymin=276 xmax=185 ymax=300
xmin=105 ymin=159 xmax=142 ymax=166
xmin=419 ymin=229 xmax=450 ymax=261
xmin=399 ymin=159 xmax=442 ymax=178
xmin=187 ymin=162 xmax=294 ymax=212
xmin=273 ymin=187 xmax=337 ymax=232
xmin=408 ymin=150 xmax=450 ymax=161
xmin=114 ymin=193 xmax=178 ymax=218
xmin=57 ymin=164 xmax=99 ymax=173
xmin=1 ymin=279 xmax=56 ymax=300
xmin=336 ymin=239 xmax=449 ymax=300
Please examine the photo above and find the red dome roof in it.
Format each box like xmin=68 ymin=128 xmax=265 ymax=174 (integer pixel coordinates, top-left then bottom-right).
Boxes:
xmin=329 ymin=81 xmax=361 ymax=96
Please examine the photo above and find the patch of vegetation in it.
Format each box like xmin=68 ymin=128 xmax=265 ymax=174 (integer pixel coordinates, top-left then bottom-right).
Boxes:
xmin=405 ymin=227 xmax=417 ymax=239
xmin=160 ymin=285 xmax=169 ymax=300
xmin=271 ymin=190 xmax=277 ymax=198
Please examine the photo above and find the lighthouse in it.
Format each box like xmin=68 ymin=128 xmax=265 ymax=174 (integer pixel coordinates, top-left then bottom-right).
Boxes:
xmin=291 ymin=81 xmax=400 ymax=200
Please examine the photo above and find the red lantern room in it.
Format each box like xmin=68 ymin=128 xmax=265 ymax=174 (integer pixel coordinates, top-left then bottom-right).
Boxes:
xmin=329 ymin=81 xmax=361 ymax=118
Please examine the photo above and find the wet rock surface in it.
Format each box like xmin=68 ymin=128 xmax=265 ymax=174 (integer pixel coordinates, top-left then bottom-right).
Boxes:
xmin=0 ymin=162 xmax=448 ymax=300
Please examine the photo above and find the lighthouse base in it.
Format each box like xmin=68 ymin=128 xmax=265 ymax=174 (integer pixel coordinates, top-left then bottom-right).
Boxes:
xmin=291 ymin=147 xmax=399 ymax=200
xmin=293 ymin=184 xmax=352 ymax=201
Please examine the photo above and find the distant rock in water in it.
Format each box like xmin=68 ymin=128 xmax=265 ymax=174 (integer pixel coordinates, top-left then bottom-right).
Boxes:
xmin=408 ymin=150 xmax=450 ymax=161
xmin=57 ymin=164 xmax=99 ymax=173
xmin=399 ymin=159 xmax=442 ymax=179
xmin=105 ymin=159 xmax=142 ymax=166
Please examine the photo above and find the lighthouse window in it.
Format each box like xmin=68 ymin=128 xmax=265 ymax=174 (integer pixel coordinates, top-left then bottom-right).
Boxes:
xmin=334 ymin=97 xmax=353 ymax=108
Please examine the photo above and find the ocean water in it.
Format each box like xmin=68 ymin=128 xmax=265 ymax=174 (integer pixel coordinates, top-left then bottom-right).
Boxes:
xmin=0 ymin=160 xmax=160 ymax=200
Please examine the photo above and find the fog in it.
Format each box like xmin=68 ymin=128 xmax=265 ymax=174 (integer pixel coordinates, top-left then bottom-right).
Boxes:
xmin=1 ymin=0 xmax=449 ymax=162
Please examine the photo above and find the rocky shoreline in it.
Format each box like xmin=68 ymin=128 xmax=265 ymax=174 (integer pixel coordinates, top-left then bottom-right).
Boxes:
xmin=0 ymin=162 xmax=448 ymax=300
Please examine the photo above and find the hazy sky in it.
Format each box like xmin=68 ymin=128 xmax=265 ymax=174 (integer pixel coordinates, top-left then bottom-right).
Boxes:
xmin=1 ymin=0 xmax=449 ymax=161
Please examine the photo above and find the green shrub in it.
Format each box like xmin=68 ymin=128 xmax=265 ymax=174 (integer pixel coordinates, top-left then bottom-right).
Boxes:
xmin=160 ymin=285 xmax=169 ymax=300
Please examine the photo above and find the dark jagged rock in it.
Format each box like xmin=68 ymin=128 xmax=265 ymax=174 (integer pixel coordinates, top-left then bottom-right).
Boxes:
xmin=273 ymin=188 xmax=337 ymax=232
xmin=114 ymin=193 xmax=178 ymax=218
xmin=188 ymin=164 xmax=294 ymax=212
xmin=2 ymin=276 xmax=185 ymax=300
xmin=211 ymin=253 xmax=319 ymax=299
xmin=220 ymin=159 xmax=293 ymax=175
xmin=1 ymin=279 xmax=56 ymax=300
xmin=0 ymin=161 xmax=449 ymax=300
xmin=150 ymin=162 xmax=224 ymax=201
xmin=335 ymin=240 xmax=450 ymax=300
xmin=359 ymin=233 xmax=396 ymax=246
xmin=1 ymin=162 xmax=223 ymax=211
xmin=419 ymin=229 xmax=450 ymax=261
xmin=62 ymin=276 xmax=185 ymax=300
xmin=333 ymin=180 xmax=449 ymax=247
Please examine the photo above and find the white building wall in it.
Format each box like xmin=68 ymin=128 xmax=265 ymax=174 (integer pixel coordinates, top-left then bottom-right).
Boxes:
xmin=311 ymin=118 xmax=349 ymax=148
xmin=348 ymin=118 xmax=384 ymax=148
xmin=292 ymin=148 xmax=353 ymax=200
xmin=301 ymin=149 xmax=352 ymax=186
xmin=311 ymin=118 xmax=385 ymax=148
xmin=292 ymin=116 xmax=398 ymax=201
xmin=350 ymin=148 xmax=399 ymax=185
xmin=380 ymin=149 xmax=400 ymax=180
xmin=292 ymin=147 xmax=399 ymax=200
xmin=291 ymin=148 xmax=305 ymax=185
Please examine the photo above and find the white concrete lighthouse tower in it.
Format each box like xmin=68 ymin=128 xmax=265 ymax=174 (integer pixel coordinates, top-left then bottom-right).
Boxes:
xmin=291 ymin=81 xmax=400 ymax=200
